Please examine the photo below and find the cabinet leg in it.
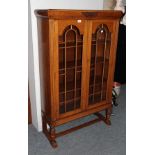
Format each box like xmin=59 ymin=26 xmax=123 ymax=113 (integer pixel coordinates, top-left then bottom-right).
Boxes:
xmin=42 ymin=116 xmax=58 ymax=148
xmin=105 ymin=107 xmax=112 ymax=125
xmin=50 ymin=126 xmax=58 ymax=148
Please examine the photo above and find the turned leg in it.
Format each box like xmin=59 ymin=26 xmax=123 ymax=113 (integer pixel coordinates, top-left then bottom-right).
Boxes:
xmin=105 ymin=107 xmax=112 ymax=125
xmin=42 ymin=116 xmax=58 ymax=148
xmin=50 ymin=125 xmax=58 ymax=148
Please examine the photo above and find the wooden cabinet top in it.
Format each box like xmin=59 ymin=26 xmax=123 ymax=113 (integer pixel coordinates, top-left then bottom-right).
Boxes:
xmin=35 ymin=9 xmax=123 ymax=20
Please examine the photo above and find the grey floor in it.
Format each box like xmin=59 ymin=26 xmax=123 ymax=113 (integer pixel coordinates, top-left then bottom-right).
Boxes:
xmin=29 ymin=85 xmax=126 ymax=155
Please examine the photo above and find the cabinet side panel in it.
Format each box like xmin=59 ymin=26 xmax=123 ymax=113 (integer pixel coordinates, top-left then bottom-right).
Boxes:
xmin=106 ymin=20 xmax=120 ymax=102
xmin=37 ymin=18 xmax=52 ymax=118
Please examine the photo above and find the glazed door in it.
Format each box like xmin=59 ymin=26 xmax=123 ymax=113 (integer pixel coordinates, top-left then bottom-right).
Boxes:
xmin=56 ymin=20 xmax=88 ymax=118
xmin=86 ymin=20 xmax=116 ymax=109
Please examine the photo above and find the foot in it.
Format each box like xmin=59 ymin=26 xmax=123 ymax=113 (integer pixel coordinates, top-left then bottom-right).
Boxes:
xmin=50 ymin=140 xmax=58 ymax=148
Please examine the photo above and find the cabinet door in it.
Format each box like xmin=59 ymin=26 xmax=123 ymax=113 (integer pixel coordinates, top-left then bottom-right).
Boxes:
xmin=56 ymin=20 xmax=87 ymax=118
xmin=86 ymin=20 xmax=117 ymax=108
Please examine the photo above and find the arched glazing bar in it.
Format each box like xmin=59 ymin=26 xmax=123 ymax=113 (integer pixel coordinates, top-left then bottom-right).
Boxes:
xmin=89 ymin=24 xmax=111 ymax=104
xmin=59 ymin=25 xmax=83 ymax=113
xmin=65 ymin=26 xmax=77 ymax=112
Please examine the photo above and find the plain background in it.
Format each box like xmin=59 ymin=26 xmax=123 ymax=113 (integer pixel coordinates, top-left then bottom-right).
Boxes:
xmin=0 ymin=0 xmax=155 ymax=155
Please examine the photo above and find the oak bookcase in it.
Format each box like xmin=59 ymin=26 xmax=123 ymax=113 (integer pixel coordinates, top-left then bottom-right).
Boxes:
xmin=35 ymin=9 xmax=122 ymax=148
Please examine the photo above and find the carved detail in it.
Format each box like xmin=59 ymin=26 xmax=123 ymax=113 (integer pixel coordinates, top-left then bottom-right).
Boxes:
xmin=82 ymin=12 xmax=97 ymax=18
